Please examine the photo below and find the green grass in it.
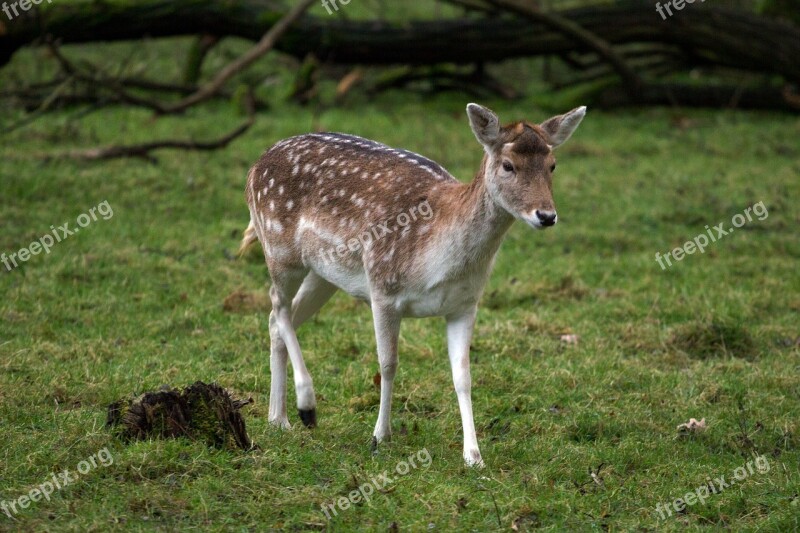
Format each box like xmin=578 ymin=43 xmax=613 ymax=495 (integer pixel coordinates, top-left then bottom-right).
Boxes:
xmin=2 ymin=26 xmax=800 ymax=533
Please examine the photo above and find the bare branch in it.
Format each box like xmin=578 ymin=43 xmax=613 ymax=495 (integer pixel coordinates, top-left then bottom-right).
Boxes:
xmin=483 ymin=0 xmax=643 ymax=97
xmin=3 ymin=76 xmax=74 ymax=134
xmin=45 ymin=92 xmax=257 ymax=162
xmin=160 ymin=0 xmax=316 ymax=114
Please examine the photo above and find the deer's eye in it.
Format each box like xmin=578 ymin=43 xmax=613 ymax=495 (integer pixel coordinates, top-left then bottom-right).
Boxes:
xmin=550 ymin=163 xmax=556 ymax=172
xmin=502 ymin=161 xmax=514 ymax=173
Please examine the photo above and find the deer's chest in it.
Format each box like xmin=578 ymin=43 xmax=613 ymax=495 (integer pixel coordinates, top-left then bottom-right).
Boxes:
xmin=395 ymin=273 xmax=486 ymax=317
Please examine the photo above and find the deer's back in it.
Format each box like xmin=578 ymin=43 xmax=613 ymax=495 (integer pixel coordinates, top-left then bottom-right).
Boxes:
xmin=248 ymin=133 xmax=454 ymax=205
xmin=246 ymin=133 xmax=460 ymax=291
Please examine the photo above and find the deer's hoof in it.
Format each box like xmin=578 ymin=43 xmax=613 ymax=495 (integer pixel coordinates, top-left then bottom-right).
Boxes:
xmin=298 ymin=408 xmax=317 ymax=428
xmin=268 ymin=417 xmax=291 ymax=430
xmin=464 ymin=449 xmax=485 ymax=468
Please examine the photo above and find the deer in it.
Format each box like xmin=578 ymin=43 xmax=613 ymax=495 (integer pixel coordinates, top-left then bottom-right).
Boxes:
xmin=240 ymin=103 xmax=586 ymax=466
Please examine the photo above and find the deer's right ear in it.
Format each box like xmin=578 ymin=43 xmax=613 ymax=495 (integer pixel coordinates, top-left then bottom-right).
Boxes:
xmin=467 ymin=103 xmax=500 ymax=151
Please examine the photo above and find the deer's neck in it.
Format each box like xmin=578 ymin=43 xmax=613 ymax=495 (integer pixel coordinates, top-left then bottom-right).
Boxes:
xmin=439 ymin=155 xmax=515 ymax=270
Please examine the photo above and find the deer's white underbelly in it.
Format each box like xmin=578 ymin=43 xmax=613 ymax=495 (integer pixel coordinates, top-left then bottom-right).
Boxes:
xmin=308 ymin=256 xmax=483 ymax=317
xmin=301 ymin=222 xmax=489 ymax=317
xmin=395 ymin=275 xmax=484 ymax=317
xmin=310 ymin=256 xmax=371 ymax=302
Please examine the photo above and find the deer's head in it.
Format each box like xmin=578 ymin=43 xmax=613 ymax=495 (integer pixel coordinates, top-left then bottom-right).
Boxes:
xmin=467 ymin=103 xmax=586 ymax=229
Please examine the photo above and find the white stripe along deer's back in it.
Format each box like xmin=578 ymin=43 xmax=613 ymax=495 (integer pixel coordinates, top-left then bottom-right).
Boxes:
xmin=241 ymin=103 xmax=586 ymax=466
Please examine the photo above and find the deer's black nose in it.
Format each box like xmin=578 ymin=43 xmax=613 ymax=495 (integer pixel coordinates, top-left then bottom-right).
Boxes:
xmin=536 ymin=210 xmax=557 ymax=227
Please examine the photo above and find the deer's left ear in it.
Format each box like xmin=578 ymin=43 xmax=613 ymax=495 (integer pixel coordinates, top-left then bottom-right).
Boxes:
xmin=541 ymin=106 xmax=587 ymax=148
xmin=467 ymin=103 xmax=500 ymax=152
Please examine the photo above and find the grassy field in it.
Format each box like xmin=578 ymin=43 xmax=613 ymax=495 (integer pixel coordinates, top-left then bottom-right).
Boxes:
xmin=2 ymin=10 xmax=800 ymax=532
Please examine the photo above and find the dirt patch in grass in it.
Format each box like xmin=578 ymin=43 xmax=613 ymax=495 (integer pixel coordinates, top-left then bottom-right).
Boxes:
xmin=668 ymin=319 xmax=757 ymax=360
xmin=485 ymin=275 xmax=592 ymax=310
xmin=566 ymin=414 xmax=624 ymax=444
xmin=616 ymin=322 xmax=662 ymax=355
xmin=223 ymin=289 xmax=271 ymax=314
xmin=348 ymin=391 xmax=380 ymax=412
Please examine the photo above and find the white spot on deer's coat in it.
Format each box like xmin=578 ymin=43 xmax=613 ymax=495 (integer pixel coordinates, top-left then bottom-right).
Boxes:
xmin=424 ymin=167 xmax=440 ymax=179
xmin=292 ymin=165 xmax=300 ymax=176
xmin=279 ymin=185 xmax=285 ymax=195
xmin=286 ymin=200 xmax=295 ymax=210
xmin=270 ymin=201 xmax=275 ymax=211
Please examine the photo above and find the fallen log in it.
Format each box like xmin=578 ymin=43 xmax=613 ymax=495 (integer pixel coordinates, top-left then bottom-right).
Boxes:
xmin=2 ymin=2 xmax=798 ymax=110
xmin=2 ymin=2 xmax=798 ymax=81
xmin=598 ymin=83 xmax=799 ymax=111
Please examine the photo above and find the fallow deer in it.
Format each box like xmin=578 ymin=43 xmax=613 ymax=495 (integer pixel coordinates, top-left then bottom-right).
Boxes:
xmin=241 ymin=103 xmax=586 ymax=466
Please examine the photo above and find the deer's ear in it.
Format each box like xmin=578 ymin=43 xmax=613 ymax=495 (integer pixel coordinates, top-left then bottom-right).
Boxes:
xmin=467 ymin=103 xmax=500 ymax=151
xmin=541 ymin=106 xmax=586 ymax=148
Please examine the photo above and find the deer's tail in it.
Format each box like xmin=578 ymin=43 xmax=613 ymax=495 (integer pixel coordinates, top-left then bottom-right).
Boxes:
xmin=238 ymin=218 xmax=260 ymax=257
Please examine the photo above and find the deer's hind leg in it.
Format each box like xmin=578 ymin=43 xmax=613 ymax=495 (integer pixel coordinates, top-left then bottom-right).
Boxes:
xmin=268 ymin=269 xmax=337 ymax=429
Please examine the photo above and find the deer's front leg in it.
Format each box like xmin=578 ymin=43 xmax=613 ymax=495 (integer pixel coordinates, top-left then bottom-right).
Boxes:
xmin=447 ymin=307 xmax=483 ymax=467
xmin=371 ymin=303 xmax=401 ymax=444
